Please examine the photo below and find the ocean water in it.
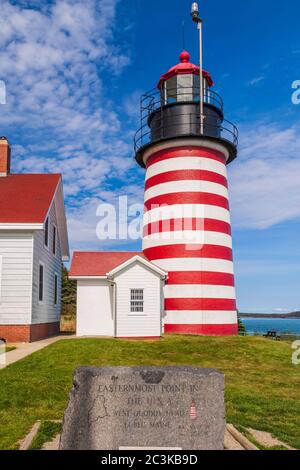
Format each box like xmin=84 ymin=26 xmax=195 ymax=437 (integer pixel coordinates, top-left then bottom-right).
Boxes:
xmin=241 ymin=317 xmax=300 ymax=335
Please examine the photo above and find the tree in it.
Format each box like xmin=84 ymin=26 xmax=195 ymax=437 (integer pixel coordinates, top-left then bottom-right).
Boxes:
xmin=61 ymin=265 xmax=76 ymax=315
xmin=237 ymin=310 xmax=247 ymax=336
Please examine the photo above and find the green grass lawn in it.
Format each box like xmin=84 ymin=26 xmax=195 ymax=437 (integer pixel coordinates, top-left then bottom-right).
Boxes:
xmin=0 ymin=346 xmax=15 ymax=353
xmin=29 ymin=421 xmax=62 ymax=450
xmin=0 ymin=335 xmax=299 ymax=450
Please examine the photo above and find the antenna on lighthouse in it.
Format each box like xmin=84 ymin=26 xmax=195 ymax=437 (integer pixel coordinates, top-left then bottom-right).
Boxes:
xmin=191 ymin=2 xmax=204 ymax=135
xmin=182 ymin=20 xmax=186 ymax=50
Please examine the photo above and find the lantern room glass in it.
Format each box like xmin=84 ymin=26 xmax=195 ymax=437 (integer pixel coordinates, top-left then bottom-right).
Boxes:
xmin=163 ymin=74 xmax=203 ymax=104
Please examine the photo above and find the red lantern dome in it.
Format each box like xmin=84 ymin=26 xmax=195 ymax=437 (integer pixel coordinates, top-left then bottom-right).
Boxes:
xmin=157 ymin=51 xmax=214 ymax=90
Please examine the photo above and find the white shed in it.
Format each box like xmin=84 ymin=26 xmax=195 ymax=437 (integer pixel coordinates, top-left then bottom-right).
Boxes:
xmin=69 ymin=252 xmax=167 ymax=338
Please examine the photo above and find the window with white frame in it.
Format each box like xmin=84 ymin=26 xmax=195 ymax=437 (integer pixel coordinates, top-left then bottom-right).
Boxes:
xmin=130 ymin=289 xmax=144 ymax=313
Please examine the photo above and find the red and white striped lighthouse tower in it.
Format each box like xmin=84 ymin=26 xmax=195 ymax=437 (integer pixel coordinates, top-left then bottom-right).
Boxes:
xmin=134 ymin=7 xmax=238 ymax=336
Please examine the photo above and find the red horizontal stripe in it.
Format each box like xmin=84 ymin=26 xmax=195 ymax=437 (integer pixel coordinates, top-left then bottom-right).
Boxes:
xmin=164 ymin=323 xmax=238 ymax=336
xmin=165 ymin=298 xmax=237 ymax=311
xmin=145 ymin=170 xmax=228 ymax=191
xmin=145 ymin=192 xmax=229 ymax=211
xmin=144 ymin=244 xmax=233 ymax=261
xmin=147 ymin=146 xmax=226 ymax=168
xmin=167 ymin=272 xmax=235 ymax=286
xmin=143 ymin=218 xmax=231 ymax=236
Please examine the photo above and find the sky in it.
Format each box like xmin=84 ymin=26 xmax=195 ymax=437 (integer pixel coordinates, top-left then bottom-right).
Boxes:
xmin=0 ymin=0 xmax=299 ymax=313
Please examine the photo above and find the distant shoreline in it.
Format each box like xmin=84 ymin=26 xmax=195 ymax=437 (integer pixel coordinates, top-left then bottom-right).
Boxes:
xmin=240 ymin=312 xmax=300 ymax=319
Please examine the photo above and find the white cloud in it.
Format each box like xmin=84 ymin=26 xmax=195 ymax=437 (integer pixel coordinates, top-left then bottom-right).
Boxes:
xmin=247 ymin=76 xmax=265 ymax=86
xmin=229 ymin=121 xmax=300 ymax=229
xmin=0 ymin=0 xmax=133 ymax=191
xmin=2 ymin=1 xmax=300 ymax=252
xmin=122 ymin=90 xmax=143 ymax=120
xmin=0 ymin=0 xmax=143 ymax=251
xmin=235 ymin=259 xmax=300 ymax=276
xmin=67 ymin=184 xmax=144 ymax=251
xmin=240 ymin=307 xmax=293 ymax=314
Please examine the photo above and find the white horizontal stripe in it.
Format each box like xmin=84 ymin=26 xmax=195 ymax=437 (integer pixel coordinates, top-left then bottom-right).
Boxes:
xmin=144 ymin=180 xmax=229 ymax=202
xmin=151 ymin=258 xmax=234 ymax=274
xmin=164 ymin=311 xmax=237 ymax=325
xmin=144 ymin=204 xmax=231 ymax=225
xmin=146 ymin=157 xmax=227 ymax=180
xmin=164 ymin=285 xmax=236 ymax=299
xmin=143 ymin=231 xmax=232 ymax=249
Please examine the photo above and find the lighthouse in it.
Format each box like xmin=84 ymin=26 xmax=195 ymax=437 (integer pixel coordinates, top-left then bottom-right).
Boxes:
xmin=134 ymin=6 xmax=238 ymax=336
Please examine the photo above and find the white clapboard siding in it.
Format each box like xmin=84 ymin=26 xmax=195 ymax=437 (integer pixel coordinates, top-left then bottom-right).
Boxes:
xmin=0 ymin=232 xmax=33 ymax=324
xmin=115 ymin=261 xmax=162 ymax=338
xmin=31 ymin=201 xmax=62 ymax=324
xmin=3 ymin=280 xmax=32 ymax=286
xmin=2 ymin=285 xmax=31 ymax=292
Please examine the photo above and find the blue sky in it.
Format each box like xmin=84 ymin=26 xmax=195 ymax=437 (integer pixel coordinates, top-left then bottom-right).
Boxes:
xmin=0 ymin=0 xmax=300 ymax=313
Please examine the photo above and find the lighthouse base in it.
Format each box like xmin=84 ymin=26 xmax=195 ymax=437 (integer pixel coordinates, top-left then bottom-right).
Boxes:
xmin=142 ymin=138 xmax=239 ymax=339
xmin=164 ymin=323 xmax=238 ymax=336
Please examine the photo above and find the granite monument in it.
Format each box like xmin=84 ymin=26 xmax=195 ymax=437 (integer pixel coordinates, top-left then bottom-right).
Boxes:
xmin=59 ymin=366 xmax=225 ymax=450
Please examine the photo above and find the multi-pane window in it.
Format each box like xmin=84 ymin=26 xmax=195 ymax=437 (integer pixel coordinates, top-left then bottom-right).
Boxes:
xmin=52 ymin=226 xmax=57 ymax=256
xmin=44 ymin=217 xmax=49 ymax=247
xmin=54 ymin=274 xmax=58 ymax=305
xmin=130 ymin=289 xmax=144 ymax=313
xmin=39 ymin=264 xmax=44 ymax=302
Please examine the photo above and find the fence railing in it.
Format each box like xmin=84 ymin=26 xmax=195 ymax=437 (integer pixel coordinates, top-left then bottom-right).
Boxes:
xmin=134 ymin=86 xmax=238 ymax=154
xmin=140 ymin=87 xmax=223 ymax=116
xmin=134 ymin=107 xmax=238 ymax=154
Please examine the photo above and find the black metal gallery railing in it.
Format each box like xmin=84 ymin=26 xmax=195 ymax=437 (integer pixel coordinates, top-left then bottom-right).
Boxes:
xmin=140 ymin=86 xmax=224 ymax=116
xmin=134 ymin=86 xmax=238 ymax=154
xmin=134 ymin=110 xmax=238 ymax=154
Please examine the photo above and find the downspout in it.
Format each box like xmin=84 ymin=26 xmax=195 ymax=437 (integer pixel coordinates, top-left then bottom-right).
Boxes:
xmin=108 ymin=278 xmax=117 ymax=338
xmin=161 ymin=274 xmax=168 ymax=337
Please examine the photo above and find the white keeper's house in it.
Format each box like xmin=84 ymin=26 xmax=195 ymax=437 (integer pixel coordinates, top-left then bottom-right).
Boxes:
xmin=0 ymin=137 xmax=69 ymax=343
xmin=69 ymin=252 xmax=167 ymax=339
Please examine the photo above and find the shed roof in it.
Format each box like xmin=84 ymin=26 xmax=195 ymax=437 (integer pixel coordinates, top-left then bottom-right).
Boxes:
xmin=69 ymin=252 xmax=146 ymax=277
xmin=69 ymin=251 xmax=167 ymax=278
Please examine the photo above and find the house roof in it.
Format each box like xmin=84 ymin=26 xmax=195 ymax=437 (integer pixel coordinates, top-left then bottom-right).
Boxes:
xmin=0 ymin=174 xmax=61 ymax=223
xmin=69 ymin=251 xmax=149 ymax=277
xmin=0 ymin=173 xmax=70 ymax=260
